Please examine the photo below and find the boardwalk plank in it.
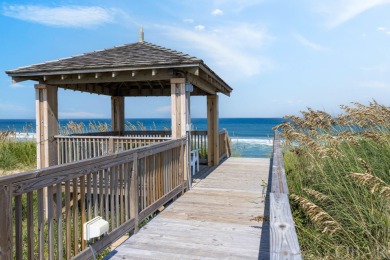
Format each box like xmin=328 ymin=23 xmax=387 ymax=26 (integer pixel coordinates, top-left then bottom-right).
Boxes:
xmin=106 ymin=158 xmax=270 ymax=259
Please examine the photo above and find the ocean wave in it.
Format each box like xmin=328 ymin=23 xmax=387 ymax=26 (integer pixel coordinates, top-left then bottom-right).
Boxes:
xmin=13 ymin=133 xmax=36 ymax=140
xmin=229 ymin=138 xmax=273 ymax=146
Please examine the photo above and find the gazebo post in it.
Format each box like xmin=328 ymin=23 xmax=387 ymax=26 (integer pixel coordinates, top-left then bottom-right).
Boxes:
xmin=35 ymin=84 xmax=58 ymax=219
xmin=170 ymin=78 xmax=189 ymax=186
xmin=207 ymin=94 xmax=219 ymax=166
xmin=111 ymin=96 xmax=125 ymax=133
xmin=35 ymin=84 xmax=58 ymax=168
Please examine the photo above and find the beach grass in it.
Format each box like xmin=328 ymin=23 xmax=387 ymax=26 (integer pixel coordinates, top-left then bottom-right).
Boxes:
xmin=275 ymin=101 xmax=390 ymax=259
xmin=0 ymin=131 xmax=36 ymax=174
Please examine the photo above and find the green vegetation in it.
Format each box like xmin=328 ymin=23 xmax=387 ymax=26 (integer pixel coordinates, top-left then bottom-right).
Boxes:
xmin=275 ymin=101 xmax=390 ymax=259
xmin=0 ymin=131 xmax=36 ymax=172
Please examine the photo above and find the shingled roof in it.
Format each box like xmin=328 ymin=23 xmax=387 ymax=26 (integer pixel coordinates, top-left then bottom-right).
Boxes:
xmin=6 ymin=42 xmax=202 ymax=75
xmin=6 ymin=40 xmax=232 ymax=96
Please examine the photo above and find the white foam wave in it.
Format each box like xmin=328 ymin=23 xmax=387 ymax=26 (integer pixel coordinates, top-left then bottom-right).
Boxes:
xmin=230 ymin=138 xmax=273 ymax=146
xmin=14 ymin=133 xmax=36 ymax=140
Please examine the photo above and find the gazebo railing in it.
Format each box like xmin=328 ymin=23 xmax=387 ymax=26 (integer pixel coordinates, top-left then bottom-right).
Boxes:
xmin=0 ymin=138 xmax=187 ymax=260
xmin=56 ymin=130 xmax=211 ymax=165
xmin=55 ymin=135 xmax=171 ymax=165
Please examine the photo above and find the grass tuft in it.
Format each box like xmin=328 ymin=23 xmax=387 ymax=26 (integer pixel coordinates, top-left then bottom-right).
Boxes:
xmin=275 ymin=101 xmax=390 ymax=259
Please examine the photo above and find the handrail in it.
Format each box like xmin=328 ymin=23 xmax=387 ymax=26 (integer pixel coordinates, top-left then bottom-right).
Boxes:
xmin=270 ymin=131 xmax=301 ymax=259
xmin=0 ymin=138 xmax=187 ymax=259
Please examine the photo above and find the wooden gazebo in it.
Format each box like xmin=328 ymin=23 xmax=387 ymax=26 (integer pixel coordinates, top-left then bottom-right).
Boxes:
xmin=6 ymin=32 xmax=233 ymax=170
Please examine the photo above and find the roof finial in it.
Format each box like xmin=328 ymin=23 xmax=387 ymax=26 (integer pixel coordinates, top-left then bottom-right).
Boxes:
xmin=139 ymin=25 xmax=144 ymax=43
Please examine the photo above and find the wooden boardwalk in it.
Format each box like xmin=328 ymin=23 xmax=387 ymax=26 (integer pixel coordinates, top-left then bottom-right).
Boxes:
xmin=106 ymin=157 xmax=271 ymax=259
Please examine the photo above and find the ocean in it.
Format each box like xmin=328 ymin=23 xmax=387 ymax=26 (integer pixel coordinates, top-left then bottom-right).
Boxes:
xmin=0 ymin=118 xmax=285 ymax=158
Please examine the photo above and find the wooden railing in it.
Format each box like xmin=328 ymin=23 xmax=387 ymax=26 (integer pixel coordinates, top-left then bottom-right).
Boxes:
xmin=218 ymin=129 xmax=231 ymax=161
xmin=55 ymin=135 xmax=171 ymax=164
xmin=0 ymin=138 xmax=187 ymax=260
xmin=270 ymin=131 xmax=301 ymax=259
xmin=57 ymin=130 xmax=210 ymax=165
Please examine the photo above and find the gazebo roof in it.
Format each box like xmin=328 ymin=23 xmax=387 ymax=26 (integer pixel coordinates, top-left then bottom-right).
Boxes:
xmin=6 ymin=41 xmax=232 ymax=96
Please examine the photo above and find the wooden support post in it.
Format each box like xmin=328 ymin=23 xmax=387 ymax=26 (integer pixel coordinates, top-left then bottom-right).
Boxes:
xmin=207 ymin=94 xmax=219 ymax=166
xmin=130 ymin=153 xmax=139 ymax=233
xmin=36 ymin=84 xmax=58 ymax=219
xmin=111 ymin=96 xmax=125 ymax=133
xmin=35 ymin=84 xmax=58 ymax=168
xmin=170 ymin=78 xmax=189 ymax=186
xmin=170 ymin=78 xmax=186 ymax=139
xmin=0 ymin=185 xmax=12 ymax=259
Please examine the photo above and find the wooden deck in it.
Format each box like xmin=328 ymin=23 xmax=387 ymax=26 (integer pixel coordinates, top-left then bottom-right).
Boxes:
xmin=106 ymin=157 xmax=271 ymax=259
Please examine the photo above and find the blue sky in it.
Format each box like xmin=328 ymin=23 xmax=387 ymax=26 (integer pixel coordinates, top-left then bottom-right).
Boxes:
xmin=1 ymin=0 xmax=389 ymax=119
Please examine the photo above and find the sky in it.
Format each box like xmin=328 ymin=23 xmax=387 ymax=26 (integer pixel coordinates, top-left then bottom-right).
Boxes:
xmin=0 ymin=0 xmax=389 ymax=119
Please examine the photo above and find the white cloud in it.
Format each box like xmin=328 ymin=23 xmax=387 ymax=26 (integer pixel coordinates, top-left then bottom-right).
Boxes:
xmin=183 ymin=18 xmax=194 ymax=23
xmin=292 ymin=33 xmax=329 ymax=51
xmin=212 ymin=9 xmax=223 ymax=16
xmin=1 ymin=5 xmax=117 ymax=28
xmin=194 ymin=25 xmax=205 ymax=31
xmin=155 ymin=106 xmax=171 ymax=113
xmin=10 ymin=83 xmax=29 ymax=88
xmin=377 ymin=27 xmax=386 ymax=31
xmin=213 ymin=0 xmax=263 ymax=11
xmin=0 ymin=103 xmax=29 ymax=112
xmin=160 ymin=23 xmax=273 ymax=78
xmin=310 ymin=0 xmax=390 ymax=28
xmin=360 ymin=81 xmax=390 ymax=90
xmin=59 ymin=111 xmax=106 ymax=118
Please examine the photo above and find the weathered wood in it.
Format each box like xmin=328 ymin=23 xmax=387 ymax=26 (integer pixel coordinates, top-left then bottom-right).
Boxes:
xmin=47 ymin=185 xmax=54 ymax=260
xmin=35 ymin=84 xmax=58 ymax=168
xmin=27 ymin=192 xmax=34 ymax=260
xmin=269 ymin=131 xmax=302 ymax=259
xmin=73 ymin=178 xmax=79 ymax=256
xmin=0 ymin=137 xmax=187 ymax=259
xmin=111 ymin=96 xmax=125 ymax=132
xmin=56 ymin=183 xmax=63 ymax=260
xmin=110 ymin=158 xmax=269 ymax=259
xmin=0 ymin=185 xmax=12 ymax=259
xmin=130 ymin=153 xmax=139 ymax=233
xmin=207 ymin=94 xmax=219 ymax=166
xmin=138 ymin=184 xmax=183 ymax=223
xmin=37 ymin=188 xmax=44 ymax=260
xmin=15 ymin=195 xmax=22 ymax=260
xmin=80 ymin=176 xmax=86 ymax=250
xmin=270 ymin=193 xmax=301 ymax=259
xmin=65 ymin=180 xmax=71 ymax=259
xmin=171 ymin=78 xmax=186 ymax=139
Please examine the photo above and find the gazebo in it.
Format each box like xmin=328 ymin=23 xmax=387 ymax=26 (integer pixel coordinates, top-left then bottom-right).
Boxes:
xmin=6 ymin=30 xmax=232 ymax=172
xmin=2 ymin=30 xmax=235 ymax=259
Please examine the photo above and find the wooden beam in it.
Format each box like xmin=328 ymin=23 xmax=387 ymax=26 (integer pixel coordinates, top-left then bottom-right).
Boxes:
xmin=187 ymin=74 xmax=216 ymax=95
xmin=111 ymin=96 xmax=125 ymax=132
xmin=45 ymin=69 xmax=176 ymax=85
xmin=207 ymin=94 xmax=219 ymax=166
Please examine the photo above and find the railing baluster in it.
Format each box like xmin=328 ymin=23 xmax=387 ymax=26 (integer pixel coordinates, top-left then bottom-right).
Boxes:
xmin=47 ymin=185 xmax=54 ymax=260
xmin=15 ymin=195 xmax=22 ymax=260
xmin=56 ymin=183 xmax=63 ymax=260
xmin=27 ymin=191 xmax=34 ymax=259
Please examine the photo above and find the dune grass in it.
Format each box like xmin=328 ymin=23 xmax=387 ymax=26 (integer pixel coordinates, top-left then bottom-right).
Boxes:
xmin=0 ymin=131 xmax=36 ymax=173
xmin=275 ymin=101 xmax=390 ymax=259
